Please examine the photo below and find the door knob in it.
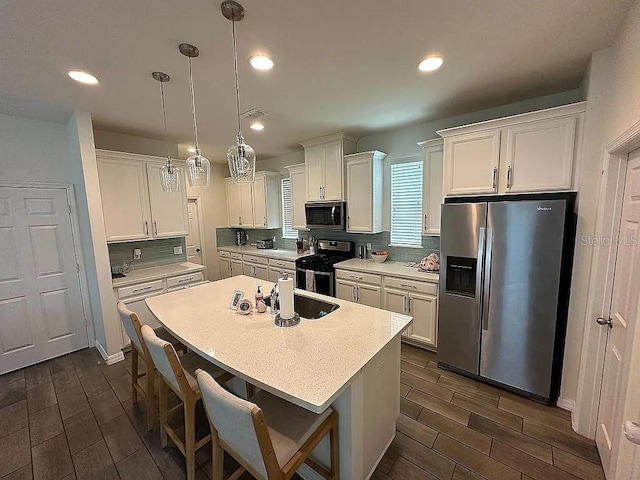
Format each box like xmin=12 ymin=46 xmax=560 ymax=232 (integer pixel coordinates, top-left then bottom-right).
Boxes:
xmin=596 ymin=317 xmax=613 ymax=328
xmin=196 ymin=248 xmax=201 ymax=253
xmin=624 ymin=421 xmax=640 ymax=445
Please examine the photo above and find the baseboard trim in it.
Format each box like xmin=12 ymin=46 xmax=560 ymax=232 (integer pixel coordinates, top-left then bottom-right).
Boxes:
xmin=95 ymin=340 xmax=125 ymax=365
xmin=557 ymin=397 xmax=575 ymax=412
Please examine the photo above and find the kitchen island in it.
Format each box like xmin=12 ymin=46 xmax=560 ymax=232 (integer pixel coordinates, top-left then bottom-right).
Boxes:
xmin=146 ymin=275 xmax=412 ymax=480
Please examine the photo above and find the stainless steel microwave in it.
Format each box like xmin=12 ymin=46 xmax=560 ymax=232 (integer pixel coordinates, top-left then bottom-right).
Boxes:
xmin=305 ymin=201 xmax=346 ymax=229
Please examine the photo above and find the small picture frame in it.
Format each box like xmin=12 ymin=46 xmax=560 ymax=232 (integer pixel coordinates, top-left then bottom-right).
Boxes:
xmin=229 ymin=290 xmax=244 ymax=310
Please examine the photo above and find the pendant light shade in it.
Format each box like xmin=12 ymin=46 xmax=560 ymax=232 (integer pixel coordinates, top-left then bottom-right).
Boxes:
xmin=222 ymin=1 xmax=256 ymax=183
xmin=179 ymin=43 xmax=211 ymax=188
xmin=152 ymin=71 xmax=183 ymax=193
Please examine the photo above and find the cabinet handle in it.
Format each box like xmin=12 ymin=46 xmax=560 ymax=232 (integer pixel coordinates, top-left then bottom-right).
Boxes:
xmin=507 ymin=165 xmax=513 ymax=189
xmin=424 ymin=214 xmax=427 ymax=231
xmin=133 ymin=286 xmax=153 ymax=294
xmin=177 ymin=277 xmax=194 ymax=284
xmin=153 ymin=221 xmax=158 ymax=236
xmin=403 ymin=295 xmax=407 ymax=313
xmin=238 ymin=216 xmax=242 ymax=226
xmin=263 ymin=216 xmax=266 ymax=227
xmin=349 ymin=275 xmax=363 ymax=280
xmin=352 ymin=285 xmax=357 ymax=302
xmin=492 ymin=167 xmax=498 ymax=191
xmin=408 ymin=296 xmax=412 ymax=314
xmin=144 ymin=221 xmax=149 ymax=236
xmin=400 ymin=283 xmax=417 ymax=289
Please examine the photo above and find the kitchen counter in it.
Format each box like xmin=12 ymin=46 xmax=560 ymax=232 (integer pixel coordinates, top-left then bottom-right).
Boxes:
xmin=217 ymin=245 xmax=309 ymax=261
xmin=335 ymin=258 xmax=439 ymax=283
xmin=111 ymin=262 xmax=206 ymax=288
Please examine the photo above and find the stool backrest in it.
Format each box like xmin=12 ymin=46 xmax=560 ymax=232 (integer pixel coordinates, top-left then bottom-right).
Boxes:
xmin=141 ymin=324 xmax=186 ymax=396
xmin=196 ymin=369 xmax=279 ymax=479
xmin=117 ymin=301 xmax=144 ymax=354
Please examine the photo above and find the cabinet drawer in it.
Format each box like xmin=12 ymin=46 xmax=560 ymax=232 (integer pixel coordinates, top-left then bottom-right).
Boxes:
xmin=384 ymin=276 xmax=437 ymax=295
xmin=219 ymin=250 xmax=230 ymax=258
xmin=118 ymin=279 xmax=164 ymax=299
xmin=230 ymin=253 xmax=243 ymax=260
xmin=243 ymin=255 xmax=269 ymax=265
xmin=269 ymin=258 xmax=295 ymax=270
xmin=336 ymin=269 xmax=381 ymax=285
xmin=166 ymin=271 xmax=204 ymax=289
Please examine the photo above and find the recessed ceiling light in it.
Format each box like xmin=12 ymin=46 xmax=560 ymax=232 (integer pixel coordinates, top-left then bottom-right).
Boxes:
xmin=187 ymin=146 xmax=197 ymax=154
xmin=250 ymin=122 xmax=265 ymax=131
xmin=67 ymin=70 xmax=99 ymax=84
xmin=418 ymin=56 xmax=444 ymax=72
xmin=249 ymin=56 xmax=274 ymax=70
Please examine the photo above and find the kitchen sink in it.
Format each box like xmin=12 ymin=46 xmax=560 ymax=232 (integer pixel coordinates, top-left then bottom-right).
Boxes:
xmin=264 ymin=293 xmax=339 ymax=319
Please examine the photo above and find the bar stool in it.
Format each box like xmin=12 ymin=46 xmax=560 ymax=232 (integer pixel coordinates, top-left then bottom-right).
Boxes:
xmin=196 ymin=369 xmax=339 ymax=480
xmin=117 ymin=301 xmax=186 ymax=431
xmin=141 ymin=325 xmax=235 ymax=480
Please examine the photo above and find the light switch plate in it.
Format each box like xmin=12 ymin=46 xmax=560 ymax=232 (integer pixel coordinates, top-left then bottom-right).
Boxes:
xmin=174 ymin=246 xmax=183 ymax=255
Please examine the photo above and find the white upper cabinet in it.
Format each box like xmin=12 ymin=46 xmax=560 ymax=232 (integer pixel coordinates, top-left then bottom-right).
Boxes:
xmin=300 ymin=133 xmax=357 ymax=202
xmin=285 ymin=164 xmax=307 ymax=230
xmin=345 ymin=151 xmax=386 ymax=234
xmin=146 ymin=164 xmax=189 ymax=238
xmin=438 ymin=102 xmax=585 ymax=197
xmin=418 ymin=139 xmax=444 ymax=236
xmin=224 ymin=172 xmax=281 ymax=229
xmin=97 ymin=150 xmax=188 ymax=243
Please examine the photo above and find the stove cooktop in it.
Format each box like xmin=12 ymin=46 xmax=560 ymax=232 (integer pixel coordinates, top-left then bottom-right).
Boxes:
xmin=296 ymin=254 xmax=353 ymax=272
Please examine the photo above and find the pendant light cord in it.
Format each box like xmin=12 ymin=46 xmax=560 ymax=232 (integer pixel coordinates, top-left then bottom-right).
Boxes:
xmin=188 ymin=57 xmax=200 ymax=149
xmin=159 ymin=80 xmax=172 ymax=166
xmin=232 ymin=18 xmax=242 ymax=136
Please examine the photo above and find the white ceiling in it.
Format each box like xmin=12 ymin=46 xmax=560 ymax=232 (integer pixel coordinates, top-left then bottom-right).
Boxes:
xmin=0 ymin=0 xmax=632 ymax=161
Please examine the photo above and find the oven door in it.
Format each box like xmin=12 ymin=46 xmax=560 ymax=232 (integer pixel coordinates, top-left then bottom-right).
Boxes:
xmin=305 ymin=202 xmax=345 ymax=229
xmin=296 ymin=268 xmax=335 ymax=296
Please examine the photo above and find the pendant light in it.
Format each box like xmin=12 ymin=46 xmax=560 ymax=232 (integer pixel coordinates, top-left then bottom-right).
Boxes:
xmin=153 ymin=71 xmax=183 ymax=193
xmin=179 ymin=43 xmax=211 ymax=188
xmin=222 ymin=1 xmax=256 ymax=183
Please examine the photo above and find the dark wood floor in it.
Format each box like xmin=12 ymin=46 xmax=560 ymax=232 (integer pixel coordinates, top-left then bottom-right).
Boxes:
xmin=0 ymin=345 xmax=604 ymax=480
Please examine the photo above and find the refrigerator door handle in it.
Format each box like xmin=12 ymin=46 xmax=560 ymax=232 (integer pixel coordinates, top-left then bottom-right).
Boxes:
xmin=476 ymin=227 xmax=486 ymax=328
xmin=482 ymin=228 xmax=494 ymax=330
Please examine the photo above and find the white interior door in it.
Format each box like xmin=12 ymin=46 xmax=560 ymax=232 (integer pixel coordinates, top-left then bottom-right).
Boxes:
xmin=596 ymin=149 xmax=640 ymax=474
xmin=0 ymin=186 xmax=88 ymax=374
xmin=186 ymin=199 xmax=203 ymax=265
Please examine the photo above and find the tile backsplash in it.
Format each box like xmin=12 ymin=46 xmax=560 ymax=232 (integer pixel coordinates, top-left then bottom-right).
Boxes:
xmin=108 ymin=237 xmax=187 ymax=272
xmin=215 ymin=228 xmax=439 ymax=263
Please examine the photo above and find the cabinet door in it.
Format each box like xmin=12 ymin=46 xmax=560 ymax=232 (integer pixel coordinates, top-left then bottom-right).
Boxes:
xmin=269 ymin=267 xmax=295 ymax=284
xmin=238 ymin=182 xmax=254 ymax=227
xmin=502 ymin=117 xmax=576 ymax=193
xmin=252 ymin=175 xmax=268 ymax=228
xmin=289 ymin=167 xmax=307 ymax=230
xmin=305 ymin=146 xmax=325 ymax=201
xmin=383 ymin=287 xmax=408 ymax=336
xmin=408 ymin=293 xmax=438 ymax=348
xmin=219 ymin=259 xmax=231 ymax=279
xmin=230 ymin=259 xmax=243 ymax=277
xmin=243 ymin=263 xmax=255 ymax=277
xmin=323 ymin=141 xmax=344 ymax=201
xmin=357 ymin=283 xmax=381 ymax=308
xmin=146 ymin=164 xmax=189 ymax=238
xmin=336 ymin=279 xmax=357 ymax=302
xmin=98 ymin=157 xmax=150 ymax=242
xmin=423 ymin=144 xmax=443 ymax=235
xmin=254 ymin=264 xmax=269 ymax=281
xmin=346 ymin=156 xmax=373 ymax=233
xmin=226 ymin=181 xmax=242 ymax=228
xmin=443 ymin=130 xmax=501 ymax=196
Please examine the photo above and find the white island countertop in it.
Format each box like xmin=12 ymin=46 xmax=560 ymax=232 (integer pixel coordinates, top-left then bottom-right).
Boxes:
xmin=146 ymin=275 xmax=412 ymax=413
xmin=112 ymin=262 xmax=206 ymax=288
xmin=335 ymin=258 xmax=439 ymax=283
xmin=217 ymin=245 xmax=309 ymax=261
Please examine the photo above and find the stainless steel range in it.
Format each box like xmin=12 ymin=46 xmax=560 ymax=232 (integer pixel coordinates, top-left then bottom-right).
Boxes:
xmin=295 ymin=240 xmax=355 ymax=296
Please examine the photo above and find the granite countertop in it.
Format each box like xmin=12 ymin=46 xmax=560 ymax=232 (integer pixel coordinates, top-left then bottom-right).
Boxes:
xmin=111 ymin=262 xmax=206 ymax=288
xmin=334 ymin=259 xmax=439 ymax=283
xmin=217 ymin=245 xmax=309 ymax=261
xmin=146 ymin=275 xmax=412 ymax=413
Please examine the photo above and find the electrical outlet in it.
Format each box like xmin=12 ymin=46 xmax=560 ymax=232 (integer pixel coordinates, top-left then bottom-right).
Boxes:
xmin=174 ymin=246 xmax=183 ymax=255
xmin=367 ymin=243 xmax=372 ymax=251
xmin=133 ymin=248 xmax=141 ymax=259
xmin=272 ymin=236 xmax=276 ymax=243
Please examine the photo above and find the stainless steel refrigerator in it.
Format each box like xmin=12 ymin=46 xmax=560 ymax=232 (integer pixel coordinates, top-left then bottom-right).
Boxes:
xmin=438 ymin=194 xmax=575 ymax=404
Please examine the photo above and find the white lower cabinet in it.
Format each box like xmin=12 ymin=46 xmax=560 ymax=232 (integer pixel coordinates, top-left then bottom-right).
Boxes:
xmin=230 ymin=259 xmax=243 ymax=277
xmin=268 ymin=258 xmax=296 ymax=283
xmin=219 ymin=252 xmax=232 ymax=279
xmin=336 ymin=271 xmax=382 ymax=308
xmin=243 ymin=263 xmax=269 ymax=281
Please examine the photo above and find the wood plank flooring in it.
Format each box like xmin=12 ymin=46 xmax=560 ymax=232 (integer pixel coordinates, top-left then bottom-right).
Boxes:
xmin=0 ymin=345 xmax=604 ymax=480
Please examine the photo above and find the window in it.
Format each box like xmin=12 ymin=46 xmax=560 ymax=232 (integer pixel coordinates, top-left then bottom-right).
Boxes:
xmin=390 ymin=159 xmax=423 ymax=247
xmin=281 ymin=177 xmax=297 ymax=239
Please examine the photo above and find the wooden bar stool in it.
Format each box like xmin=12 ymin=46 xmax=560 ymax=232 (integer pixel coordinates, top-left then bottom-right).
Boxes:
xmin=117 ymin=301 xmax=186 ymax=431
xmin=196 ymin=369 xmax=339 ymax=480
xmin=141 ymin=325 xmax=235 ymax=480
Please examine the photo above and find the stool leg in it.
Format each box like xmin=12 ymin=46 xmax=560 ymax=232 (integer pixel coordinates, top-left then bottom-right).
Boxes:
xmin=159 ymin=378 xmax=168 ymax=448
xmin=246 ymin=382 xmax=254 ymax=399
xmin=213 ymin=433 xmax=224 ymax=480
xmin=185 ymin=399 xmax=196 ymax=480
xmin=146 ymin=368 xmax=155 ymax=432
xmin=131 ymin=348 xmax=139 ymax=405
xmin=329 ymin=413 xmax=339 ymax=480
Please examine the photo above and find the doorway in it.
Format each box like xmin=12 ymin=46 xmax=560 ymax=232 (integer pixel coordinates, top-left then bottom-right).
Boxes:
xmin=0 ymin=186 xmax=89 ymax=374
xmin=595 ymin=148 xmax=640 ymax=477
xmin=186 ymin=197 xmax=205 ymax=266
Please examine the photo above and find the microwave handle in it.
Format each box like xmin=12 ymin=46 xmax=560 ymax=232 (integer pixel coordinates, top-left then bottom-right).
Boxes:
xmin=331 ymin=206 xmax=336 ymax=225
